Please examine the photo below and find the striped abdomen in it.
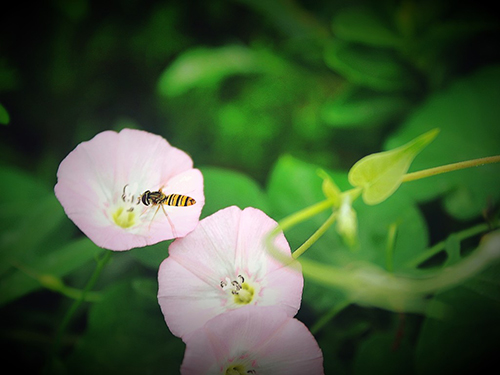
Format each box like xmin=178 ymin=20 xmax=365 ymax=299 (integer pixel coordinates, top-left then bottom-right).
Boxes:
xmin=164 ymin=194 xmax=196 ymax=206
xmin=139 ymin=190 xmax=195 ymax=207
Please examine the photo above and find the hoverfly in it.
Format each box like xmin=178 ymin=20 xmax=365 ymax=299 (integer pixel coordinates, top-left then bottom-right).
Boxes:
xmin=139 ymin=189 xmax=196 ymax=208
xmin=136 ymin=186 xmax=196 ymax=236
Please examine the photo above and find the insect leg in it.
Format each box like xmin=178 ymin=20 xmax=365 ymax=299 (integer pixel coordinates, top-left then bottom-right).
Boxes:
xmin=148 ymin=205 xmax=162 ymax=231
xmin=161 ymin=204 xmax=178 ymax=237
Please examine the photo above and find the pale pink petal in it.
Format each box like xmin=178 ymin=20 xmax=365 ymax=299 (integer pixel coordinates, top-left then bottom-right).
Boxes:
xmin=234 ymin=207 xmax=296 ymax=274
xmin=258 ymin=260 xmax=303 ymax=315
xmin=114 ymin=128 xmax=194 ymax=188
xmin=233 ymin=207 xmax=303 ymax=316
xmin=55 ymin=128 xmax=204 ymax=251
xmin=142 ymin=169 xmax=205 ymax=240
xmin=158 ymin=207 xmax=241 ymax=337
xmin=181 ymin=306 xmax=324 ymax=375
xmin=157 ymin=206 xmax=303 ymax=339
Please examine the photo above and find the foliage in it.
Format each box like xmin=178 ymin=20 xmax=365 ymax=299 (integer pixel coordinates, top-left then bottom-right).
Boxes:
xmin=1 ymin=0 xmax=499 ymax=374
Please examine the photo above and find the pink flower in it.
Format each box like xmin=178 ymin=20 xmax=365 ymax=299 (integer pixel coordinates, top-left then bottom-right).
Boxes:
xmin=54 ymin=128 xmax=204 ymax=251
xmin=158 ymin=206 xmax=303 ymax=339
xmin=180 ymin=305 xmax=324 ymax=375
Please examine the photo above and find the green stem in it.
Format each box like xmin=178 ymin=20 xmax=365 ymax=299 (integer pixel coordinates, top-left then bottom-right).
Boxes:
xmin=293 ymin=212 xmax=337 ymax=259
xmin=266 ymin=198 xmax=335 ymax=265
xmin=56 ymin=285 xmax=102 ymax=302
xmin=405 ymin=221 xmax=498 ymax=268
xmin=278 ymin=198 xmax=336 ymax=233
xmin=386 ymin=223 xmax=398 ymax=273
xmin=402 ymin=155 xmax=500 ymax=183
xmin=310 ymin=299 xmax=350 ymax=335
xmin=300 ymin=230 xmax=500 ymax=318
xmin=48 ymin=251 xmax=111 ymax=364
xmin=11 ymin=261 xmax=102 ymax=302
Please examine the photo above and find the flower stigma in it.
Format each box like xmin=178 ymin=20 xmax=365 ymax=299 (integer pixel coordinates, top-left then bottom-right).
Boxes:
xmin=225 ymin=364 xmax=256 ymax=375
xmin=220 ymin=275 xmax=255 ymax=305
xmin=223 ymin=354 xmax=257 ymax=375
xmin=112 ymin=206 xmax=136 ymax=228
xmin=112 ymin=184 xmax=138 ymax=229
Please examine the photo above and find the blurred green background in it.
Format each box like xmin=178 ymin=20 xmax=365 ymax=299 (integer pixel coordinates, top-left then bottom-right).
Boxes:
xmin=1 ymin=0 xmax=499 ymax=374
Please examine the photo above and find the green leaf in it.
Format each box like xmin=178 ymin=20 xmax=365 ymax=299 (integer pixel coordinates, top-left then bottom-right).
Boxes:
xmin=157 ymin=45 xmax=286 ymax=97
xmin=53 ymin=0 xmax=88 ymax=21
xmin=420 ymin=16 xmax=499 ymax=52
xmin=267 ymin=155 xmax=428 ymax=312
xmin=0 ymin=167 xmax=67 ymax=276
xmin=1 ymin=194 xmax=65 ymax=259
xmin=236 ymin=0 xmax=329 ymax=40
xmin=0 ymin=103 xmax=9 ymax=125
xmin=129 ymin=241 xmax=170 ymax=270
xmin=443 ymin=234 xmax=461 ymax=266
xmin=385 ymin=65 xmax=500 ymax=219
xmin=0 ymin=166 xmax=53 ymax=217
xmin=324 ymin=40 xmax=415 ymax=92
xmin=200 ymin=166 xmax=270 ymax=217
xmin=415 ymin=263 xmax=500 ymax=374
xmin=317 ymin=169 xmax=341 ymax=205
xmin=332 ymin=7 xmax=401 ymax=48
xmin=0 ymin=166 xmax=106 ymax=305
xmin=317 ymin=314 xmax=369 ymax=375
xmin=0 ymin=238 xmax=103 ymax=306
xmin=300 ymin=229 xmax=500 ymax=318
xmin=66 ymin=279 xmax=184 ymax=374
xmin=348 ymin=128 xmax=439 ymax=205
xmin=0 ymin=60 xmax=18 ymax=92
xmin=321 ymin=85 xmax=413 ymax=128
xmin=267 ymin=155 xmax=332 ymax=220
xmin=353 ymin=333 xmax=413 ymax=375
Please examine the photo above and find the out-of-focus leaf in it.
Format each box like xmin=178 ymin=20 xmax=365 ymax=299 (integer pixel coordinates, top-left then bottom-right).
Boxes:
xmin=66 ymin=279 xmax=183 ymax=375
xmin=200 ymin=166 xmax=270 ymax=217
xmin=415 ymin=262 xmax=500 ymax=375
xmin=157 ymin=45 xmax=287 ymax=97
xmin=267 ymin=155 xmax=428 ymax=312
xmin=0 ymin=166 xmax=102 ymax=305
xmin=324 ymin=40 xmax=415 ymax=92
xmin=421 ymin=16 xmax=498 ymax=50
xmin=443 ymin=234 xmax=461 ymax=266
xmin=0 ymin=238 xmax=103 ymax=306
xmin=385 ymin=65 xmax=500 ymax=219
xmin=0 ymin=59 xmax=18 ymax=92
xmin=0 ymin=167 xmax=66 ymax=275
xmin=215 ymin=103 xmax=281 ymax=173
xmin=348 ymin=129 xmax=439 ymax=205
xmin=0 ymin=103 xmax=9 ymax=125
xmin=316 ymin=310 xmax=369 ymax=375
xmin=0 ymin=194 xmax=64 ymax=263
xmin=300 ymin=230 xmax=500 ymax=317
xmin=130 ymin=4 xmax=190 ymax=66
xmin=0 ymin=167 xmax=52 ymax=216
xmin=321 ymin=86 xmax=413 ymax=128
xmin=353 ymin=333 xmax=413 ymax=375
xmin=333 ymin=7 xmax=401 ymax=48
xmin=53 ymin=0 xmax=88 ymax=21
xmin=130 ymin=241 xmax=170 ymax=270
xmin=318 ymin=169 xmax=341 ymax=205
xmin=234 ymin=0 xmax=330 ymax=40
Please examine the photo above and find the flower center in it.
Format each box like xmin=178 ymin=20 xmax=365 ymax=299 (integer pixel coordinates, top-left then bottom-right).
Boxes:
xmin=112 ymin=206 xmax=136 ymax=228
xmin=225 ymin=364 xmax=256 ymax=375
xmin=112 ymin=184 xmax=139 ymax=229
xmin=220 ymin=275 xmax=255 ymax=305
xmin=223 ymin=354 xmax=257 ymax=375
